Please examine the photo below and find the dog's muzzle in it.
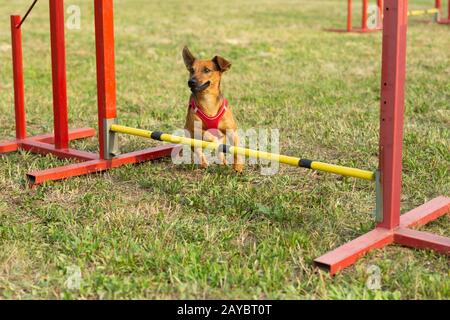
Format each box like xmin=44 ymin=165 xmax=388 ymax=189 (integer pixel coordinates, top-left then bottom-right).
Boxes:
xmin=188 ymin=80 xmax=211 ymax=93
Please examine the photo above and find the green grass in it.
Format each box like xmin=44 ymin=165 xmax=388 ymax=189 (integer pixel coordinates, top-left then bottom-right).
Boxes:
xmin=0 ymin=0 xmax=449 ymax=299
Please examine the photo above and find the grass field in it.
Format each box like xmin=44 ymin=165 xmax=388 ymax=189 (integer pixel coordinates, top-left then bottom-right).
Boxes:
xmin=0 ymin=0 xmax=449 ymax=299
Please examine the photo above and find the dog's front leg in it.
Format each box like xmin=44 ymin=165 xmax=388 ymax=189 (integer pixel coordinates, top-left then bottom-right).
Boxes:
xmin=203 ymin=131 xmax=227 ymax=166
xmin=231 ymin=130 xmax=244 ymax=172
xmin=194 ymin=146 xmax=209 ymax=168
xmin=189 ymin=128 xmax=208 ymax=168
xmin=219 ymin=134 xmax=228 ymax=165
xmin=193 ymin=130 xmax=221 ymax=168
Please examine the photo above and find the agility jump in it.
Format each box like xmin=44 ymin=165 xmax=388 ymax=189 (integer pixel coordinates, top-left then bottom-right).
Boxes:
xmin=109 ymin=125 xmax=376 ymax=181
xmin=331 ymin=0 xmax=450 ymax=33
xmin=1 ymin=0 xmax=449 ymax=275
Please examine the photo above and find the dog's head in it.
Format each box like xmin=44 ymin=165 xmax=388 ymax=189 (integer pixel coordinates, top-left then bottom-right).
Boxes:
xmin=182 ymin=46 xmax=231 ymax=94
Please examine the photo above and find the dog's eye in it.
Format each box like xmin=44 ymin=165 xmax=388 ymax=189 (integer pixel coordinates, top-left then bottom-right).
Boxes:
xmin=203 ymin=67 xmax=211 ymax=74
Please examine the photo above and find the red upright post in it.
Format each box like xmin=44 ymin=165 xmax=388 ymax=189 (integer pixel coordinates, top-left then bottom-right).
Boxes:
xmin=49 ymin=0 xmax=69 ymax=150
xmin=347 ymin=0 xmax=353 ymax=31
xmin=377 ymin=0 xmax=408 ymax=229
xmin=377 ymin=0 xmax=383 ymax=28
xmin=11 ymin=16 xmax=26 ymax=140
xmin=314 ymin=0 xmax=450 ymax=275
xmin=436 ymin=0 xmax=441 ymax=10
xmin=94 ymin=0 xmax=117 ymax=160
xmin=437 ymin=0 xmax=450 ymax=23
xmin=362 ymin=0 xmax=369 ymax=30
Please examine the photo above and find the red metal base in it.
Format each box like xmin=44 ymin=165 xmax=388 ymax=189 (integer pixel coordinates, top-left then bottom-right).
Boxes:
xmin=27 ymin=144 xmax=175 ymax=185
xmin=0 ymin=127 xmax=175 ymax=185
xmin=314 ymin=196 xmax=450 ymax=275
xmin=0 ymin=128 xmax=96 ymax=155
xmin=325 ymin=27 xmax=383 ymax=33
xmin=438 ymin=18 xmax=450 ymax=24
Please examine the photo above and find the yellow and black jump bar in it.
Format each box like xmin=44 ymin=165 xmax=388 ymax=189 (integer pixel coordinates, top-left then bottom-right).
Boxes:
xmin=407 ymin=8 xmax=439 ymax=16
xmin=110 ymin=124 xmax=375 ymax=181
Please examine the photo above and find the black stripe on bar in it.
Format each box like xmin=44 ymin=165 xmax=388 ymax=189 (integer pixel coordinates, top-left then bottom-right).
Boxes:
xmin=299 ymin=159 xmax=312 ymax=168
xmin=218 ymin=144 xmax=231 ymax=154
xmin=151 ymin=131 xmax=163 ymax=141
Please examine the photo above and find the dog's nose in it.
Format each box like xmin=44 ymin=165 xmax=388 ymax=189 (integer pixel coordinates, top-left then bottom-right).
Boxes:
xmin=188 ymin=79 xmax=197 ymax=88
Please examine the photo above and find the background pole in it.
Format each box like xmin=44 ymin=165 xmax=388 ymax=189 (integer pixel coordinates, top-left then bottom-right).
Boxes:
xmin=49 ymin=0 xmax=69 ymax=149
xmin=347 ymin=0 xmax=353 ymax=31
xmin=11 ymin=16 xmax=26 ymax=140
xmin=435 ymin=0 xmax=441 ymax=10
xmin=362 ymin=0 xmax=369 ymax=30
xmin=377 ymin=0 xmax=383 ymax=28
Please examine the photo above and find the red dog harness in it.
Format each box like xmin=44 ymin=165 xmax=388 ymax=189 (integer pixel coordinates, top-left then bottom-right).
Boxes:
xmin=189 ymin=98 xmax=229 ymax=130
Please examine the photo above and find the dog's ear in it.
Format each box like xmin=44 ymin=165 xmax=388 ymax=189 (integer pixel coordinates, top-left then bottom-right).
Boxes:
xmin=212 ymin=56 xmax=232 ymax=72
xmin=182 ymin=46 xmax=196 ymax=70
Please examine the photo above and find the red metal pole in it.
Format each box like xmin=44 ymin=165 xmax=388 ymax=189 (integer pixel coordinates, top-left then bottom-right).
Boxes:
xmin=347 ymin=0 xmax=353 ymax=31
xmin=377 ymin=0 xmax=408 ymax=229
xmin=94 ymin=0 xmax=117 ymax=159
xmin=362 ymin=0 xmax=368 ymax=30
xmin=437 ymin=0 xmax=450 ymax=23
xmin=11 ymin=16 xmax=26 ymax=140
xmin=49 ymin=0 xmax=69 ymax=150
xmin=378 ymin=0 xmax=383 ymax=11
xmin=435 ymin=0 xmax=442 ymax=21
xmin=377 ymin=0 xmax=383 ymax=28
xmin=448 ymin=0 xmax=450 ymax=20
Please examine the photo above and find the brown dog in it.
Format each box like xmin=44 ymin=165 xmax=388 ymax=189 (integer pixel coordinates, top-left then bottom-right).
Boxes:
xmin=182 ymin=46 xmax=244 ymax=172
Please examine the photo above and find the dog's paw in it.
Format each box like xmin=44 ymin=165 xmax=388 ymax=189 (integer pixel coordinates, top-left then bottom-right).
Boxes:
xmin=233 ymin=163 xmax=244 ymax=173
xmin=200 ymin=161 xmax=209 ymax=169
xmin=219 ymin=154 xmax=227 ymax=166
